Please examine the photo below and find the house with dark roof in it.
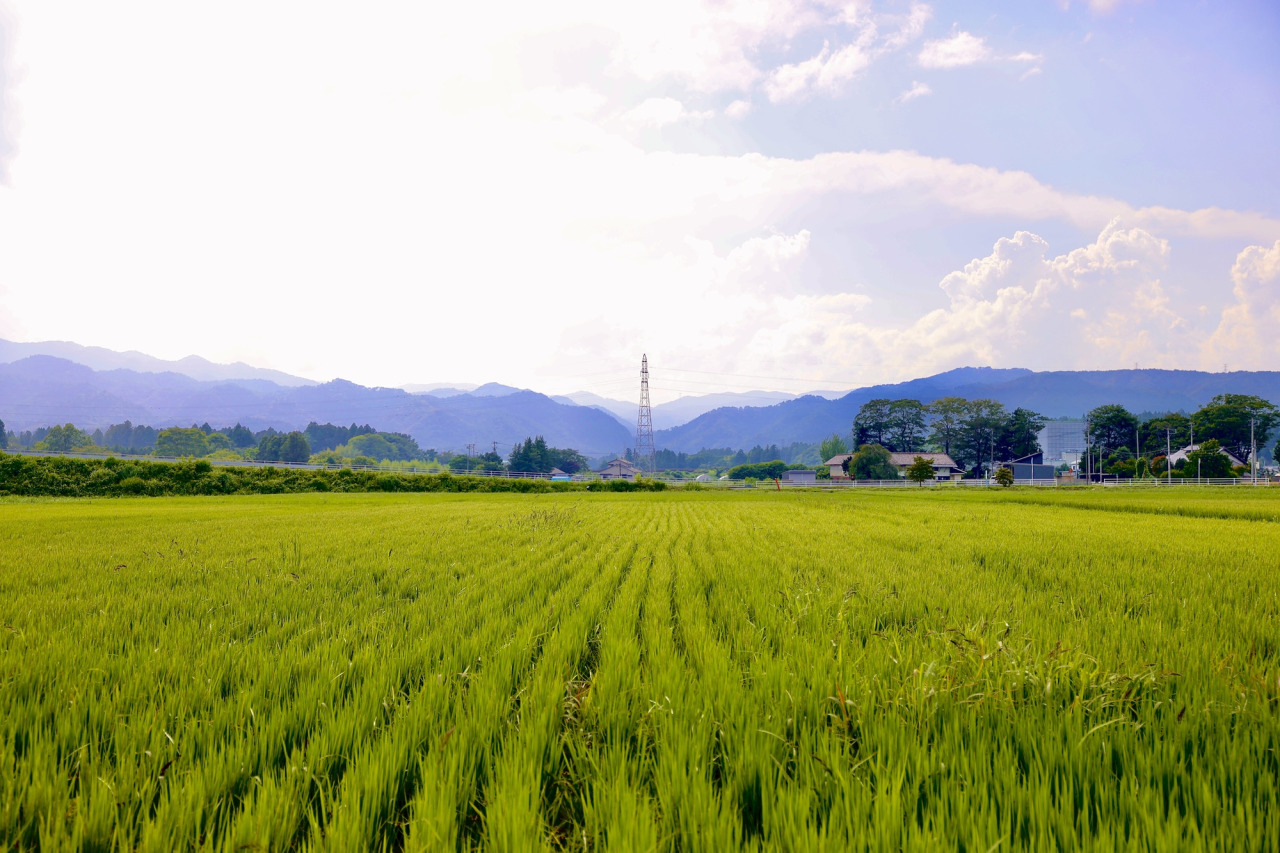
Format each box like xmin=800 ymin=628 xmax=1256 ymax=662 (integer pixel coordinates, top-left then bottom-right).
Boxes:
xmin=597 ymin=459 xmax=639 ymax=480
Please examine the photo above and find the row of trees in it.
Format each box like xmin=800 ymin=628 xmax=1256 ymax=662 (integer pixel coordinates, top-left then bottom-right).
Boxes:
xmin=1084 ymin=395 xmax=1278 ymax=478
xmin=824 ymin=397 xmax=1046 ymax=476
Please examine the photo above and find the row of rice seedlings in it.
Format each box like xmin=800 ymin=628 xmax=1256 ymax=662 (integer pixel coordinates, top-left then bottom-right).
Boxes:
xmin=2 ymin=490 xmax=1278 ymax=849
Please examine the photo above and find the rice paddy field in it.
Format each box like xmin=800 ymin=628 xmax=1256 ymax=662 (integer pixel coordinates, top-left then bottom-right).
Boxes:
xmin=1 ymin=488 xmax=1278 ymax=851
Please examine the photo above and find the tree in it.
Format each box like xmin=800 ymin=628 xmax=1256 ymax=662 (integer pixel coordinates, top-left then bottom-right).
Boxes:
xmin=34 ymin=424 xmax=93 ymax=452
xmin=844 ymin=444 xmax=898 ymax=480
xmin=905 ymin=456 xmax=935 ymax=485
xmin=0 ymin=418 xmax=6 ymax=450
xmin=258 ymin=431 xmax=310 ymax=463
xmin=1191 ymin=394 xmax=1279 ymax=463
xmin=819 ymin=433 xmax=849 ymax=463
xmin=994 ymin=466 xmax=1014 ymax=487
xmin=955 ymin=400 xmax=1006 ymax=475
xmin=1086 ymin=404 xmax=1139 ymax=454
xmin=853 ymin=399 xmax=892 ymax=448
xmin=155 ymin=427 xmax=210 ymax=458
xmin=1186 ymin=439 xmax=1234 ymax=479
xmin=885 ymin=400 xmax=928 ymax=452
xmin=1141 ymin=413 xmax=1191 ymax=455
xmin=999 ymin=408 xmax=1046 ymax=460
xmin=510 ymin=436 xmax=551 ymax=473
xmin=225 ymin=423 xmax=257 ymax=448
xmin=927 ymin=397 xmax=969 ymax=458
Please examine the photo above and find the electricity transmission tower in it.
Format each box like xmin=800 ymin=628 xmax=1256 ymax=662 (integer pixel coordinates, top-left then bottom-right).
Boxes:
xmin=635 ymin=354 xmax=656 ymax=475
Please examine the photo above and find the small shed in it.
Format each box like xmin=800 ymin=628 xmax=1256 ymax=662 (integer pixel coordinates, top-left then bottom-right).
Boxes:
xmin=783 ymin=469 xmax=817 ymax=485
xmin=999 ymin=452 xmax=1055 ymax=481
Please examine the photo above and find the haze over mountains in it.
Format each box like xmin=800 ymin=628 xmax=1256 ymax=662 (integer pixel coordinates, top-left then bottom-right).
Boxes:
xmin=3 ymin=339 xmax=1278 ymax=458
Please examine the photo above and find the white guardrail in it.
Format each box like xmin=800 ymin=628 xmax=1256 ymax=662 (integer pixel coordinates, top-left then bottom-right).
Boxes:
xmin=3 ymin=448 xmax=1276 ymax=488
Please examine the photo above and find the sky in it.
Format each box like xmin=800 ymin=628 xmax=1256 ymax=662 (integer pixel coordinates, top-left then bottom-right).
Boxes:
xmin=0 ymin=0 xmax=1277 ymax=404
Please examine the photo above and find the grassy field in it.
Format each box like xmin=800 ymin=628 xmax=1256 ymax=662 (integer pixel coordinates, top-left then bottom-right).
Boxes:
xmin=1 ymin=489 xmax=1277 ymax=851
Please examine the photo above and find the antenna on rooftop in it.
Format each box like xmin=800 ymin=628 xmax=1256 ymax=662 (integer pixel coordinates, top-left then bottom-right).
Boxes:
xmin=635 ymin=354 xmax=656 ymax=475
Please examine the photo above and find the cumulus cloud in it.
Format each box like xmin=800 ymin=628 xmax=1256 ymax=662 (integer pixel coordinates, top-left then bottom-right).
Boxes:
xmin=724 ymin=98 xmax=752 ymax=119
xmin=918 ymin=31 xmax=992 ymax=68
xmin=895 ymin=80 xmax=932 ymax=103
xmin=692 ymin=221 xmax=1195 ymax=385
xmin=1204 ymin=240 xmax=1280 ymax=369
xmin=622 ymin=97 xmax=714 ymax=127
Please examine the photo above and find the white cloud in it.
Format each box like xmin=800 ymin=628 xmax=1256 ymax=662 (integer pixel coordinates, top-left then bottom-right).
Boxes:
xmin=761 ymin=4 xmax=934 ymax=102
xmin=622 ymin=97 xmax=713 ymax=127
xmin=724 ymin=99 xmax=752 ymax=119
xmin=895 ymin=80 xmax=932 ymax=103
xmin=1205 ymin=240 xmax=1280 ymax=369
xmin=918 ymin=31 xmax=992 ymax=68
xmin=521 ymin=86 xmax=607 ymax=119
xmin=765 ymin=40 xmax=876 ymax=102
xmin=728 ymin=220 xmax=1193 ymax=383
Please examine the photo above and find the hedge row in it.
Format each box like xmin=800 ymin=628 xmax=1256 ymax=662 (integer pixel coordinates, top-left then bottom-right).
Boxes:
xmin=0 ymin=454 xmax=668 ymax=497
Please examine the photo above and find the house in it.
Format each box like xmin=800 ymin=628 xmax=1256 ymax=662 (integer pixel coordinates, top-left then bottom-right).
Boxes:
xmin=1166 ymin=444 xmax=1244 ymax=468
xmin=824 ymin=452 xmax=964 ymax=481
xmin=597 ymin=459 xmax=639 ymax=480
xmin=783 ymin=469 xmax=816 ymax=485
xmin=998 ymin=452 xmax=1055 ymax=481
xmin=549 ymin=467 xmax=571 ymax=481
xmin=888 ymin=452 xmax=964 ymax=481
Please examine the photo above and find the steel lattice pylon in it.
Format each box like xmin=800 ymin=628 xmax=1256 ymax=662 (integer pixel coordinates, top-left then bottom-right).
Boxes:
xmin=635 ymin=354 xmax=656 ymax=474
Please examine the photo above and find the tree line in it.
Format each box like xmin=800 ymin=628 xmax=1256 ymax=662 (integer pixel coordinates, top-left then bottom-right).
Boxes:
xmin=1084 ymin=394 xmax=1277 ymax=478
xmin=819 ymin=397 xmax=1047 ymax=478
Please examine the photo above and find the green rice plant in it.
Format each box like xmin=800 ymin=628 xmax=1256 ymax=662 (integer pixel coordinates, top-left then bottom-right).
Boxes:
xmin=0 ymin=489 xmax=1277 ymax=850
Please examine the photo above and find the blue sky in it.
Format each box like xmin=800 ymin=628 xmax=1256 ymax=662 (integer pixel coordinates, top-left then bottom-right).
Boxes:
xmin=0 ymin=1 xmax=1276 ymax=402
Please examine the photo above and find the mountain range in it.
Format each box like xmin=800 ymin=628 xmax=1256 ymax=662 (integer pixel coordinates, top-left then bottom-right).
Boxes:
xmin=3 ymin=338 xmax=1278 ymax=456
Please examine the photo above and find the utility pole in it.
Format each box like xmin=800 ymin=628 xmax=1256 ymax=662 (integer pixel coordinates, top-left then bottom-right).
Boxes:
xmin=635 ymin=354 xmax=656 ymax=476
xmin=1251 ymin=417 xmax=1257 ymax=484
xmin=1084 ymin=415 xmax=1091 ymax=484
xmin=1166 ymin=428 xmax=1172 ymax=486
xmin=466 ymin=442 xmax=475 ymax=471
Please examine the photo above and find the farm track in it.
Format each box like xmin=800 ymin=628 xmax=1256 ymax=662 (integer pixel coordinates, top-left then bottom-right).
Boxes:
xmin=1 ymin=491 xmax=1278 ymax=851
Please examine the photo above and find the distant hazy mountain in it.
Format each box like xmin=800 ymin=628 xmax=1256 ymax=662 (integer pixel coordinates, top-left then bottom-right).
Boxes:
xmin=402 ymin=382 xmax=477 ymax=396
xmin=654 ymin=367 xmax=1280 ymax=452
xmin=564 ymin=389 xmax=809 ymax=431
xmin=0 ymin=357 xmax=631 ymax=457
xmin=0 ymin=337 xmax=317 ymax=387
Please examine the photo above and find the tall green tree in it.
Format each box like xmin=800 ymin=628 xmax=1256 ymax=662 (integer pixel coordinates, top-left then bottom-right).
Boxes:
xmin=885 ymin=400 xmax=928 ymax=452
xmin=155 ymin=427 xmax=210 ymax=458
xmin=1191 ymin=394 xmax=1279 ymax=463
xmin=0 ymin=418 xmax=6 ymax=450
xmin=819 ymin=433 xmax=849 ymax=463
xmin=927 ymin=397 xmax=969 ymax=458
xmin=258 ymin=431 xmax=311 ymax=463
xmin=1140 ymin=413 xmax=1191 ymax=455
xmin=509 ymin=436 xmax=551 ymax=473
xmin=34 ymin=424 xmax=93 ymax=452
xmin=955 ymin=400 xmax=1006 ymax=474
xmin=998 ymin=408 xmax=1046 ymax=459
xmin=853 ymin=399 xmax=892 ymax=448
xmin=1086 ymin=404 xmax=1139 ymax=453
